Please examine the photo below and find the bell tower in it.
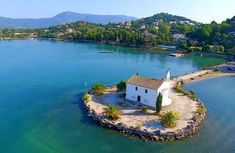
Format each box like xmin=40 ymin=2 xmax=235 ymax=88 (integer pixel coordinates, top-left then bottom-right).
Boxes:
xmin=166 ymin=69 xmax=170 ymax=82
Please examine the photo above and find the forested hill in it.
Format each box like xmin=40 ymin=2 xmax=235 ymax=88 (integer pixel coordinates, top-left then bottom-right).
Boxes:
xmin=139 ymin=13 xmax=199 ymax=26
xmin=226 ymin=16 xmax=235 ymax=23
xmin=0 ymin=13 xmax=234 ymax=54
xmin=0 ymin=11 xmax=137 ymax=28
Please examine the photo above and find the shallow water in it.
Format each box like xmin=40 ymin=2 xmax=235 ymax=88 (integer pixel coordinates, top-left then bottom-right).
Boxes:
xmin=0 ymin=40 xmax=233 ymax=153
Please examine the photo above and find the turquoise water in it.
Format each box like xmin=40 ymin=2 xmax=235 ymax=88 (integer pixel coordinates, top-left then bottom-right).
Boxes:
xmin=0 ymin=40 xmax=234 ymax=153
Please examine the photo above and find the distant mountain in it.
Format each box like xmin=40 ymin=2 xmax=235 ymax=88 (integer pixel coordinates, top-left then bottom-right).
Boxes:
xmin=0 ymin=11 xmax=137 ymax=29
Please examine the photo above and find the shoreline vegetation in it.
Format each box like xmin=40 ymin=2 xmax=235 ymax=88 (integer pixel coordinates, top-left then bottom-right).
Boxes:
xmin=0 ymin=36 xmax=234 ymax=53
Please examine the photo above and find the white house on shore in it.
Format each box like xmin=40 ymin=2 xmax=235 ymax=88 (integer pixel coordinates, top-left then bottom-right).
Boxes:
xmin=125 ymin=71 xmax=172 ymax=108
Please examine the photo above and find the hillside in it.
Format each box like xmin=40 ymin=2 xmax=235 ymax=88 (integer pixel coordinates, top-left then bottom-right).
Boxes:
xmin=139 ymin=13 xmax=199 ymax=25
xmin=0 ymin=13 xmax=234 ymax=54
xmin=0 ymin=11 xmax=137 ymax=29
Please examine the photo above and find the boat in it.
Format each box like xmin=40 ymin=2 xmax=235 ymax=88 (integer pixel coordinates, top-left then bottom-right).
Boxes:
xmin=169 ymin=53 xmax=185 ymax=57
xmin=98 ymin=51 xmax=114 ymax=53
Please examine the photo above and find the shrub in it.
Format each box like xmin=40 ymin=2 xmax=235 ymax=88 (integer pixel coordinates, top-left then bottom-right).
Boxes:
xmin=141 ymin=106 xmax=148 ymax=112
xmin=176 ymin=85 xmax=197 ymax=100
xmin=116 ymin=80 xmax=126 ymax=91
xmin=219 ymin=46 xmax=224 ymax=53
xmin=82 ymin=93 xmax=90 ymax=103
xmin=196 ymin=105 xmax=205 ymax=115
xmin=202 ymin=45 xmax=210 ymax=52
xmin=156 ymin=93 xmax=163 ymax=113
xmin=160 ymin=111 xmax=179 ymax=128
xmin=192 ymin=114 xmax=200 ymax=121
xmin=192 ymin=106 xmax=205 ymax=121
xmin=182 ymin=90 xmax=191 ymax=96
xmin=190 ymin=95 xmax=197 ymax=101
xmin=118 ymin=101 xmax=129 ymax=107
xmin=91 ymin=83 xmax=105 ymax=96
xmin=103 ymin=105 xmax=122 ymax=120
xmin=175 ymin=85 xmax=185 ymax=93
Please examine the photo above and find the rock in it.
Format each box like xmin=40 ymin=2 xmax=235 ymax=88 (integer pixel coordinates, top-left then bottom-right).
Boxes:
xmin=117 ymin=123 xmax=123 ymax=126
xmin=154 ymin=130 xmax=161 ymax=135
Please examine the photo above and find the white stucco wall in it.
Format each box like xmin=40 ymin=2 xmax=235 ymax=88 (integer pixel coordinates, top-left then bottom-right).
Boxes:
xmin=126 ymin=81 xmax=171 ymax=108
xmin=126 ymin=83 xmax=159 ymax=108
xmin=158 ymin=81 xmax=172 ymax=106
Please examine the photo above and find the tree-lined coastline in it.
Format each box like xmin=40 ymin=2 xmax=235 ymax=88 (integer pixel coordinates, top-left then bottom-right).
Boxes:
xmin=0 ymin=13 xmax=234 ymax=54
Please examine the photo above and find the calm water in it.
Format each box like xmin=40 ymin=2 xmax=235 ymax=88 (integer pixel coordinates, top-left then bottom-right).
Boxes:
xmin=0 ymin=40 xmax=233 ymax=153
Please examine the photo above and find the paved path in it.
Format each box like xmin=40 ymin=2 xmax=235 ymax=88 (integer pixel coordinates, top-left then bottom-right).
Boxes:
xmin=174 ymin=70 xmax=213 ymax=82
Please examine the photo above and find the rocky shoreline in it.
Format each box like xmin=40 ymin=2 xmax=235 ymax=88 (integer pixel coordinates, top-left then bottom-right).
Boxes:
xmin=80 ymin=70 xmax=220 ymax=142
xmin=82 ymin=96 xmax=207 ymax=142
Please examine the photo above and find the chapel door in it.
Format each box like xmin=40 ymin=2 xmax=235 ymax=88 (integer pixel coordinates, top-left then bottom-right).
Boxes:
xmin=137 ymin=96 xmax=141 ymax=102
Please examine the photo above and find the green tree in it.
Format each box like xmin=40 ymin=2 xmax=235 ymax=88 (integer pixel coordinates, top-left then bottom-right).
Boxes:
xmin=159 ymin=23 xmax=170 ymax=34
xmin=219 ymin=46 xmax=225 ymax=53
xmin=156 ymin=93 xmax=163 ymax=113
xmin=202 ymin=45 xmax=210 ymax=51
xmin=116 ymin=80 xmax=126 ymax=91
xmin=200 ymin=27 xmax=211 ymax=39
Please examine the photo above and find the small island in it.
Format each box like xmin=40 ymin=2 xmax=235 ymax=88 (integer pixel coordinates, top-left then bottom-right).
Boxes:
xmin=81 ymin=70 xmax=220 ymax=141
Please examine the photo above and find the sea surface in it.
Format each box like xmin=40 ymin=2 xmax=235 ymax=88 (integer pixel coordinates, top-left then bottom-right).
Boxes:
xmin=0 ymin=40 xmax=233 ymax=153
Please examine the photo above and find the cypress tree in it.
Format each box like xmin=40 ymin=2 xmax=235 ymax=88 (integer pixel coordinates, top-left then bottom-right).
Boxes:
xmin=156 ymin=93 xmax=163 ymax=113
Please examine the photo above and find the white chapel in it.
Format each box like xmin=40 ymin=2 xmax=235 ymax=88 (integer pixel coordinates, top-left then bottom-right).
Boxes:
xmin=125 ymin=71 xmax=172 ymax=108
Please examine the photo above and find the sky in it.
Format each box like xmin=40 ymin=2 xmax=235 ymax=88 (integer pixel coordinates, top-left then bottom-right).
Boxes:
xmin=1 ymin=0 xmax=234 ymax=23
